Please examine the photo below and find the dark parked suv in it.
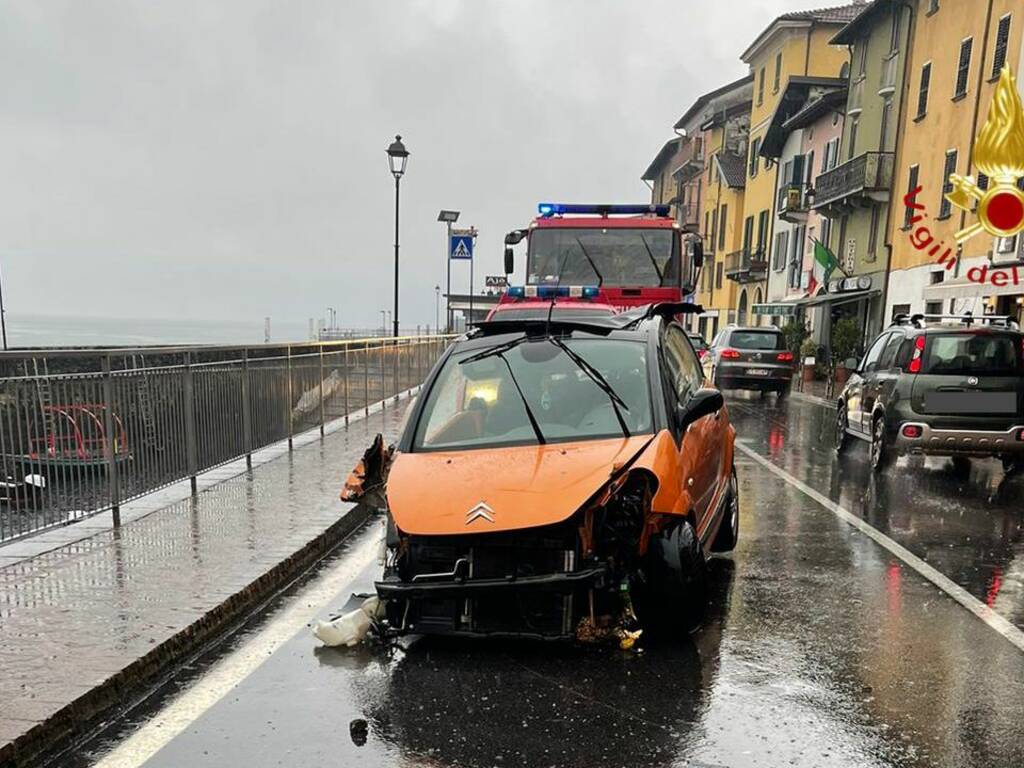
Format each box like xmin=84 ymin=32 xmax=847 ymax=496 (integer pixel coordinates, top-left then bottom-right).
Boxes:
xmin=836 ymin=314 xmax=1024 ymax=472
xmin=704 ymin=326 xmax=794 ymax=398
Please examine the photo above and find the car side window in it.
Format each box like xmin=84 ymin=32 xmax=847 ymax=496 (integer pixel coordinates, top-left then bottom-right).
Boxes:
xmin=861 ymin=333 xmax=891 ymax=374
xmin=663 ymin=326 xmax=702 ymax=403
xmin=878 ymin=332 xmax=904 ymax=371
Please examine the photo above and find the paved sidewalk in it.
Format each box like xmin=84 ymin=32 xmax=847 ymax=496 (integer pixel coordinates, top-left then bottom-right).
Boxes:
xmin=0 ymin=394 xmax=412 ymax=766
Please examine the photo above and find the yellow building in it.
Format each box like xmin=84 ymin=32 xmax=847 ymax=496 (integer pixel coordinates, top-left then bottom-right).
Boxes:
xmin=886 ymin=0 xmax=1023 ymax=322
xmin=730 ymin=4 xmax=861 ymax=325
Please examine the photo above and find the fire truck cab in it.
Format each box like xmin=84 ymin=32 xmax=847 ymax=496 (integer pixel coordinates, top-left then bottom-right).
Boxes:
xmin=502 ymin=203 xmax=704 ymax=311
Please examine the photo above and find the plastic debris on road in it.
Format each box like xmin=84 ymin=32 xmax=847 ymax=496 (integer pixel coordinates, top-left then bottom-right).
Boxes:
xmin=313 ymin=595 xmax=384 ymax=647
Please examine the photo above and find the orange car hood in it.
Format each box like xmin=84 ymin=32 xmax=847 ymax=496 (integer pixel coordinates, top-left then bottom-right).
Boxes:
xmin=386 ymin=435 xmax=653 ymax=535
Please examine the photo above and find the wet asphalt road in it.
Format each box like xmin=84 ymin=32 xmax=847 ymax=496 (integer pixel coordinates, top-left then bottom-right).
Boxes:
xmin=67 ymin=393 xmax=1024 ymax=768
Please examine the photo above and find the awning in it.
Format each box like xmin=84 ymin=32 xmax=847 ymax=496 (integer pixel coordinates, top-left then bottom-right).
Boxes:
xmin=752 ymin=293 xmax=810 ymax=316
xmin=802 ymin=289 xmax=880 ymax=308
xmin=922 ymin=274 xmax=1024 ymax=300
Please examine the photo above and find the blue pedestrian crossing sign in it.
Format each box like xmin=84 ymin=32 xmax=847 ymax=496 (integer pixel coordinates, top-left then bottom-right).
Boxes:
xmin=450 ymin=234 xmax=474 ymax=260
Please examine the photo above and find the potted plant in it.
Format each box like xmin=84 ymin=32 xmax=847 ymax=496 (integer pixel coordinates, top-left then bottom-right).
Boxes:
xmin=830 ymin=318 xmax=861 ymax=386
xmin=799 ymin=337 xmax=818 ymax=383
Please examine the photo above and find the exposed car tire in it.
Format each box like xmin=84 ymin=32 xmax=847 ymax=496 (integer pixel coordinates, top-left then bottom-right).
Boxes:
xmin=835 ymin=401 xmax=850 ymax=456
xmin=870 ymin=415 xmax=892 ymax=472
xmin=711 ymin=466 xmax=739 ymax=553
xmin=635 ymin=520 xmax=708 ymax=634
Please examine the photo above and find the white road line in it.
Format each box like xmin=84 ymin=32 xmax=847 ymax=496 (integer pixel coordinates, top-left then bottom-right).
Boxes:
xmin=94 ymin=526 xmax=383 ymax=768
xmin=736 ymin=441 xmax=1024 ymax=654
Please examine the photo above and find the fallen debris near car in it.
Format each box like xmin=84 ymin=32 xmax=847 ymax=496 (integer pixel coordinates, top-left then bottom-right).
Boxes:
xmin=313 ymin=594 xmax=384 ymax=647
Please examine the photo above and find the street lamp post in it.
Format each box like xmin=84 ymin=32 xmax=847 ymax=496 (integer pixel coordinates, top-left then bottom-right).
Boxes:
xmin=434 ymin=285 xmax=440 ymax=332
xmin=437 ymin=210 xmax=460 ymax=332
xmin=379 ymin=309 xmax=386 ymax=336
xmin=386 ymin=135 xmax=409 ymax=338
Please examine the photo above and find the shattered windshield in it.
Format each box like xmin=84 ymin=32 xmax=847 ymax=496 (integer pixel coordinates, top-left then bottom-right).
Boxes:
xmin=413 ymin=338 xmax=652 ymax=450
xmin=527 ymin=228 xmax=679 ymax=287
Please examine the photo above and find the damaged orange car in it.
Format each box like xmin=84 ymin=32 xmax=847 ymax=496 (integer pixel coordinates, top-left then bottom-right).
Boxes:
xmin=363 ymin=304 xmax=738 ymax=641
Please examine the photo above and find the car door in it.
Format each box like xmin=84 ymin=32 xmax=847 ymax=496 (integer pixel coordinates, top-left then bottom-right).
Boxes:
xmin=663 ymin=325 xmax=722 ymax=529
xmin=871 ymin=332 xmax=906 ymax=413
xmin=852 ymin=332 xmax=891 ymax=434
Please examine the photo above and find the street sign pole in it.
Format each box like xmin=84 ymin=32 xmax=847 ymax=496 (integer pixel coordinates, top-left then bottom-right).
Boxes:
xmin=445 ymin=221 xmax=452 ymax=332
xmin=469 ymin=245 xmax=474 ymax=326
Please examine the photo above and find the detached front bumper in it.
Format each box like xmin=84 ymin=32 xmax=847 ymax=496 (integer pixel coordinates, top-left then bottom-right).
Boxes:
xmin=896 ymin=423 xmax=1024 ymax=457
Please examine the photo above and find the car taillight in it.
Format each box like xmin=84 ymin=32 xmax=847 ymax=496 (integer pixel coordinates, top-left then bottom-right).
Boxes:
xmin=908 ymin=335 xmax=926 ymax=374
xmin=777 ymin=351 xmax=794 ymax=363
xmin=902 ymin=424 xmax=923 ymax=439
xmin=1017 ymin=428 xmax=1024 ymax=442
xmin=721 ymin=348 xmax=741 ymax=359
xmin=698 ymin=349 xmax=707 ymax=359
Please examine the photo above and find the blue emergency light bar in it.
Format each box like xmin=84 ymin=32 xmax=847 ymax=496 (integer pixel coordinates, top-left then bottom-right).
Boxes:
xmin=537 ymin=203 xmax=671 ymax=217
xmin=507 ymin=285 xmax=601 ymax=300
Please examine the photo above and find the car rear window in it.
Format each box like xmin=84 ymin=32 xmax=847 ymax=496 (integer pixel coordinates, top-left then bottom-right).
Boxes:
xmin=922 ymin=333 xmax=1022 ymax=375
xmin=729 ymin=331 xmax=783 ymax=351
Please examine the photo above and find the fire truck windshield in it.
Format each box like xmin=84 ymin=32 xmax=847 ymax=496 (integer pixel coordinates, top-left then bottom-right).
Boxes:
xmin=526 ymin=228 xmax=679 ymax=287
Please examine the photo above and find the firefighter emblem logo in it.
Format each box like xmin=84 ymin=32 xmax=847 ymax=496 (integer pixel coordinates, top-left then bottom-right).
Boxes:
xmin=945 ymin=67 xmax=1024 ymax=243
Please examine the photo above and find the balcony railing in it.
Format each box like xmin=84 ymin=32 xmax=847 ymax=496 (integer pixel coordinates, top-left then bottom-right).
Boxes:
xmin=724 ymin=248 xmax=768 ymax=283
xmin=777 ymin=184 xmax=811 ymax=220
xmin=879 ymin=54 xmax=899 ymax=95
xmin=813 ymin=151 xmax=895 ymax=209
xmin=674 ymin=201 xmax=701 ymax=231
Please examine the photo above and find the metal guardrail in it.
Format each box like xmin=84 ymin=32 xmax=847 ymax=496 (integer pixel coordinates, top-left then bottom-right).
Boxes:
xmin=0 ymin=336 xmax=454 ymax=543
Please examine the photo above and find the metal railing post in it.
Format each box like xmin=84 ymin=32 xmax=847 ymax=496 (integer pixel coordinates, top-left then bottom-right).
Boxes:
xmin=318 ymin=344 xmax=325 ymax=436
xmin=242 ymin=349 xmax=253 ymax=470
xmin=286 ymin=345 xmax=294 ymax=450
xmin=379 ymin=340 xmax=386 ymax=408
xmin=183 ymin=351 xmax=198 ymax=495
xmin=393 ymin=338 xmax=400 ymax=401
xmin=343 ymin=344 xmax=350 ymax=425
xmin=101 ymin=355 xmax=121 ymax=526
xmin=364 ymin=341 xmax=370 ymax=415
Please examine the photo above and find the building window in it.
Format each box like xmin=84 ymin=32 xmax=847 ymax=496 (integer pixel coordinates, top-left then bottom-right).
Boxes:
xmin=704 ymin=211 xmax=711 ymax=247
xmin=997 ymin=234 xmax=1018 ymax=254
xmin=939 ymin=149 xmax=958 ymax=218
xmin=856 ymin=44 xmax=867 ymax=78
xmin=848 ymin=115 xmax=860 ymax=160
xmin=773 ymin=52 xmax=782 ymax=92
xmin=718 ymin=204 xmax=728 ymax=250
xmin=904 ymin=164 xmax=920 ymax=228
xmin=925 ymin=300 xmax=942 ymax=316
xmin=757 ymin=210 xmax=770 ymax=256
xmin=822 ymin=137 xmax=840 ymax=172
xmin=821 ymin=217 xmax=833 ymax=250
xmin=749 ymin=137 xmax=761 ymax=178
xmin=929 ymin=270 xmax=945 ymax=285
xmin=880 ymin=97 xmax=894 ymax=149
xmin=978 ymin=172 xmax=990 ymax=191
xmin=743 ymin=216 xmax=754 ymax=252
xmin=916 ymin=62 xmax=931 ymax=118
xmin=992 ymin=15 xmax=1012 ymax=79
xmin=892 ymin=303 xmax=911 ymax=320
xmin=889 ymin=6 xmax=901 ymax=54
xmin=710 ymin=209 xmax=718 ymax=250
xmin=789 ymin=226 xmax=805 ymax=289
xmin=716 ymin=261 xmax=724 ymax=289
xmin=954 ymin=38 xmax=973 ymax=98
xmin=758 ymin=67 xmax=765 ymax=105
xmin=773 ymin=230 xmax=788 ymax=271
xmin=867 ymin=205 xmax=881 ymax=259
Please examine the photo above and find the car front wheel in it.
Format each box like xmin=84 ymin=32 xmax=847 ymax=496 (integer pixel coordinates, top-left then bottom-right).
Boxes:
xmin=835 ymin=401 xmax=850 ymax=455
xmin=634 ymin=520 xmax=708 ymax=634
xmin=870 ymin=415 xmax=891 ymax=471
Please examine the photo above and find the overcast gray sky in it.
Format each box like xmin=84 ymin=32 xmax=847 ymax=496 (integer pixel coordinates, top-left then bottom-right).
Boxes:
xmin=0 ymin=0 xmax=836 ymax=331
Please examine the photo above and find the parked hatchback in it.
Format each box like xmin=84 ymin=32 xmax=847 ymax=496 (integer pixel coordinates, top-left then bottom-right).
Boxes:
xmin=704 ymin=326 xmax=794 ymax=398
xmin=836 ymin=314 xmax=1024 ymax=472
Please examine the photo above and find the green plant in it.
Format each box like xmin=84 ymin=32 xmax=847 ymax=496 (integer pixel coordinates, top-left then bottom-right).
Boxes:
xmin=799 ymin=337 xmax=818 ymax=361
xmin=782 ymin=320 xmax=810 ymax=357
xmin=830 ymin=318 xmax=861 ymax=366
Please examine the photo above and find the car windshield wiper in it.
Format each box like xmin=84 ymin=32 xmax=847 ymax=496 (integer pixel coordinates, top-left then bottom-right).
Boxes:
xmin=458 ymin=341 xmax=546 ymax=445
xmin=640 ymin=234 xmax=663 ymax=285
xmin=575 ymin=238 xmax=604 ymax=286
xmin=547 ymin=336 xmax=631 ymax=438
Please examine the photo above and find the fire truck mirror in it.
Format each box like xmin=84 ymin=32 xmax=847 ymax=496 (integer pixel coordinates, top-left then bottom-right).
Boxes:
xmin=504 ymin=247 xmax=514 ymax=275
xmin=504 ymin=230 xmax=526 ymax=246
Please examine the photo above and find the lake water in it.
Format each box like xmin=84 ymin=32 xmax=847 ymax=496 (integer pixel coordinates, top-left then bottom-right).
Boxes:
xmin=5 ymin=314 xmax=318 ymax=348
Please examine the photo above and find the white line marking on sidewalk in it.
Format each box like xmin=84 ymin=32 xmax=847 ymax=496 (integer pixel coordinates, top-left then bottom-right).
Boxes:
xmin=94 ymin=527 xmax=383 ymax=768
xmin=736 ymin=441 xmax=1024 ymax=654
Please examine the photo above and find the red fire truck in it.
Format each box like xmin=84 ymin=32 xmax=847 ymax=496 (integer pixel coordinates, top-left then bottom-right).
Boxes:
xmin=500 ymin=203 xmax=704 ymax=311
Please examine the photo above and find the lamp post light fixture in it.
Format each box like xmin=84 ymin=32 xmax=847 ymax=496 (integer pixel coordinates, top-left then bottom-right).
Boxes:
xmin=386 ymin=135 xmax=409 ymax=338
xmin=437 ymin=209 xmax=460 ymax=332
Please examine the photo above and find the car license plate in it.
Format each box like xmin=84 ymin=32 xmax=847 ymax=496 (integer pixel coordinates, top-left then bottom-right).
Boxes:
xmin=748 ymin=368 xmax=769 ymax=376
xmin=926 ymin=391 xmax=1017 ymax=414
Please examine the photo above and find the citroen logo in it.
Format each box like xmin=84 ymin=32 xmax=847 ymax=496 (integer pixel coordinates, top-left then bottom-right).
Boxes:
xmin=968 ymin=376 xmax=979 ymax=386
xmin=465 ymin=502 xmax=496 ymax=525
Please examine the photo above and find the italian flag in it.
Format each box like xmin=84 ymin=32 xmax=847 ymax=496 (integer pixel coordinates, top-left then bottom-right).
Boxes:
xmin=808 ymin=239 xmax=841 ymax=295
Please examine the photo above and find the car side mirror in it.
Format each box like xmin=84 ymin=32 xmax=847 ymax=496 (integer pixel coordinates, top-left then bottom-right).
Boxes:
xmin=676 ymin=388 xmax=724 ymax=432
xmin=504 ymin=247 xmax=514 ymax=275
xmin=844 ymin=357 xmax=859 ymax=370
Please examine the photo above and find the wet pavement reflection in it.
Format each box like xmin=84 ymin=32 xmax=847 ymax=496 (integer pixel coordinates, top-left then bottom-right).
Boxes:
xmin=68 ymin=394 xmax=1024 ymax=768
xmin=726 ymin=392 xmax=1024 ymax=632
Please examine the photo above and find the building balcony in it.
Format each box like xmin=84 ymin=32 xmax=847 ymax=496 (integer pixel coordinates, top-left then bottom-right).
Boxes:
xmin=673 ymin=201 xmax=701 ymax=232
xmin=777 ymin=184 xmax=811 ymax=222
xmin=813 ymin=151 xmax=895 ymax=212
xmin=879 ymin=54 xmax=899 ymax=96
xmin=725 ymin=248 xmax=768 ymax=284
